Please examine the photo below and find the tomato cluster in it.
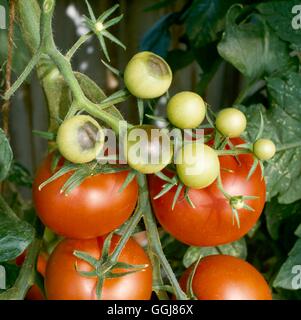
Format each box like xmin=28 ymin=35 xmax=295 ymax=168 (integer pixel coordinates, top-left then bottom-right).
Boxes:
xmin=29 ymin=51 xmax=276 ymax=300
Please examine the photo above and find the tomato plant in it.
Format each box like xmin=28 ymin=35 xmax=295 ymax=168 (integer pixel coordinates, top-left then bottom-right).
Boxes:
xmin=0 ymin=0 xmax=300 ymax=302
xmin=33 ymin=154 xmax=138 ymax=239
xmin=45 ymin=235 xmax=152 ymax=300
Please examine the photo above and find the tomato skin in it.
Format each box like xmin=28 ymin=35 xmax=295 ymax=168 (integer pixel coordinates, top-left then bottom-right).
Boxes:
xmin=56 ymin=115 xmax=105 ymax=164
xmin=33 ymin=154 xmax=138 ymax=239
xmin=149 ymin=138 xmax=266 ymax=246
xmin=179 ymin=255 xmax=272 ymax=300
xmin=216 ymin=108 xmax=247 ymax=138
xmin=124 ymin=51 xmax=172 ymax=99
xmin=45 ymin=235 xmax=153 ymax=300
xmin=26 ymin=285 xmax=45 ymax=300
xmin=167 ymin=91 xmax=206 ymax=129
xmin=253 ymin=139 xmax=276 ymax=161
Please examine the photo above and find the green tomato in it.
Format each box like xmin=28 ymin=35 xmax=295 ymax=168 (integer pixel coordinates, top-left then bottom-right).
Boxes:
xmin=124 ymin=51 xmax=172 ymax=99
xmin=56 ymin=115 xmax=104 ymax=164
xmin=216 ymin=108 xmax=247 ymax=138
xmin=167 ymin=91 xmax=206 ymax=129
xmin=253 ymin=139 xmax=276 ymax=161
xmin=125 ymin=125 xmax=173 ymax=174
xmin=176 ymin=142 xmax=220 ymax=189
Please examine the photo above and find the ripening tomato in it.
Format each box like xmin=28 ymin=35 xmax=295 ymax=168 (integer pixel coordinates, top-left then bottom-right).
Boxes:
xmin=124 ymin=51 xmax=172 ymax=99
xmin=45 ymin=235 xmax=153 ymax=300
xmin=253 ymin=139 xmax=276 ymax=161
xmin=56 ymin=115 xmax=105 ymax=164
xmin=216 ymin=108 xmax=247 ymax=138
xmin=149 ymin=138 xmax=266 ymax=246
xmin=179 ymin=255 xmax=272 ymax=300
xmin=33 ymin=154 xmax=138 ymax=239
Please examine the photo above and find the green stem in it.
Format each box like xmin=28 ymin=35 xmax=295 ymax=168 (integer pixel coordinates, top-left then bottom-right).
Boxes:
xmin=216 ymin=148 xmax=251 ymax=156
xmin=137 ymin=173 xmax=187 ymax=300
xmin=276 ymin=141 xmax=301 ymax=152
xmin=66 ymin=32 xmax=93 ymax=61
xmin=234 ymin=80 xmax=266 ymax=105
xmin=110 ymin=202 xmax=143 ymax=262
xmin=3 ymin=50 xmax=42 ymax=100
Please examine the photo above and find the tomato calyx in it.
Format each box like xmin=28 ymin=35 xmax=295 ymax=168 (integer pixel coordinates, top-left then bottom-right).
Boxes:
xmin=217 ymin=174 xmax=259 ymax=228
xmin=83 ymin=3 xmax=125 ymax=62
xmin=73 ymin=233 xmax=149 ymax=300
xmin=38 ymin=154 xmax=132 ymax=195
xmin=153 ymin=171 xmax=196 ymax=210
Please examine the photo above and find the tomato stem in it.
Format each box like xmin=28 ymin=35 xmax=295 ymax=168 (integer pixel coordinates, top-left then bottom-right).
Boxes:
xmin=137 ymin=173 xmax=188 ymax=300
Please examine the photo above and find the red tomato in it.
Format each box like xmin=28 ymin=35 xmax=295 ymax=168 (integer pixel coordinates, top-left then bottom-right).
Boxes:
xmin=179 ymin=255 xmax=272 ymax=300
xmin=33 ymin=154 xmax=138 ymax=239
xmin=45 ymin=235 xmax=153 ymax=300
xmin=26 ymin=285 xmax=45 ymax=300
xmin=149 ymin=138 xmax=266 ymax=246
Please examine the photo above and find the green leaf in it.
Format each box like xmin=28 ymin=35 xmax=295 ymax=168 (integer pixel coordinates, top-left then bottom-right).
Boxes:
xmin=183 ymin=238 xmax=247 ymax=268
xmin=166 ymin=49 xmax=195 ymax=72
xmin=0 ymin=128 xmax=13 ymax=182
xmin=295 ymin=224 xmax=301 ymax=238
xmin=239 ymin=75 xmax=301 ymax=204
xmin=265 ymin=198 xmax=301 ymax=240
xmin=7 ymin=162 xmax=32 ymax=188
xmin=144 ymin=0 xmax=179 ymax=12
xmin=75 ymin=72 xmax=123 ymax=122
xmin=183 ymin=0 xmax=240 ymax=48
xmin=257 ymin=0 xmax=301 ymax=50
xmin=273 ymin=238 xmax=301 ymax=290
xmin=140 ymin=13 xmax=178 ymax=57
xmin=217 ymin=5 xmax=298 ymax=80
xmin=0 ymin=196 xmax=34 ymax=262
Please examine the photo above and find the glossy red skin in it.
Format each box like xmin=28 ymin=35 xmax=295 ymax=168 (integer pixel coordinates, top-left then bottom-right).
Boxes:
xmin=45 ymin=235 xmax=153 ymax=300
xmin=26 ymin=285 xmax=45 ymax=300
xmin=149 ymin=138 xmax=266 ymax=246
xmin=179 ymin=255 xmax=272 ymax=300
xmin=33 ymin=154 xmax=138 ymax=239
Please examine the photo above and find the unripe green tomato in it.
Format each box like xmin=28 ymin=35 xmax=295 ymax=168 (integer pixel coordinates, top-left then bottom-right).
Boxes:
xmin=176 ymin=142 xmax=220 ymax=189
xmin=167 ymin=91 xmax=206 ymax=129
xmin=56 ymin=115 xmax=104 ymax=164
xmin=124 ymin=51 xmax=172 ymax=99
xmin=216 ymin=108 xmax=247 ymax=138
xmin=125 ymin=125 xmax=173 ymax=174
xmin=253 ymin=139 xmax=276 ymax=161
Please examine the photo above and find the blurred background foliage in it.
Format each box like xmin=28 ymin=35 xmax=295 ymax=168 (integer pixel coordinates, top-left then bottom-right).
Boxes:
xmin=1 ymin=0 xmax=301 ymax=299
